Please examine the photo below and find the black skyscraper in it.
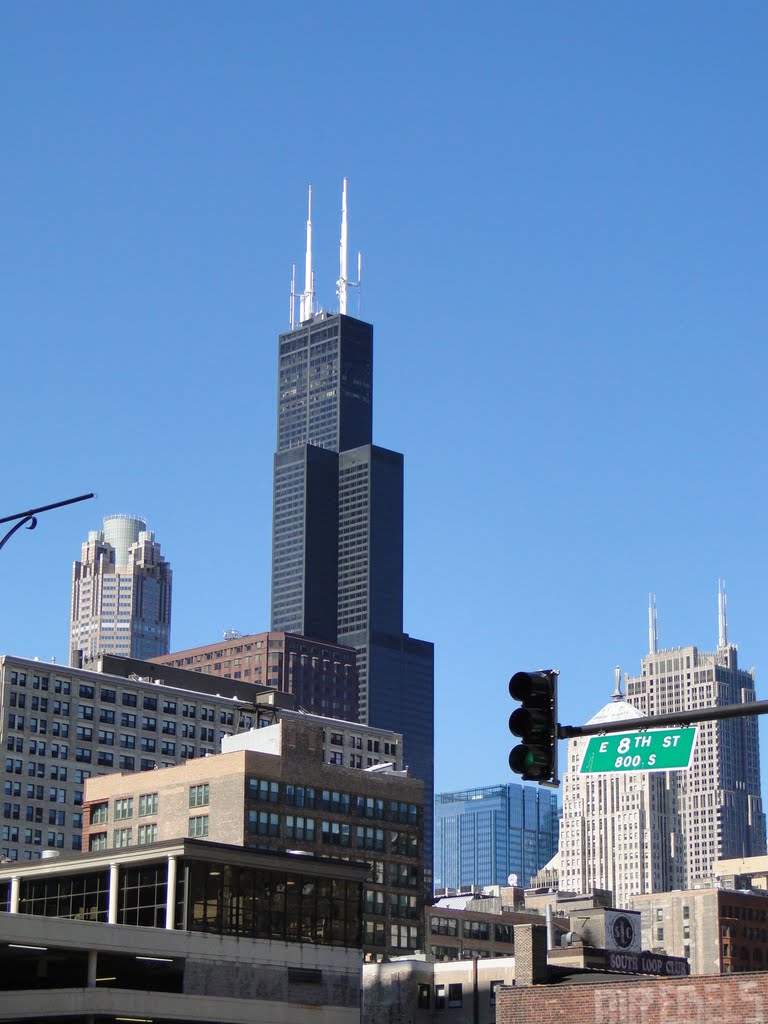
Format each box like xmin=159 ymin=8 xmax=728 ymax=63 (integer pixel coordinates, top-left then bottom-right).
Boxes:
xmin=270 ymin=300 xmax=434 ymax=883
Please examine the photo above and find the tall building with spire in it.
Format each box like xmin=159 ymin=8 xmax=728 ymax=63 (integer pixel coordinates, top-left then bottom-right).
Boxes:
xmin=559 ymin=667 xmax=676 ymax=905
xmin=559 ymin=587 xmax=765 ymax=906
xmin=624 ymin=585 xmax=766 ymax=886
xmin=69 ymin=515 xmax=172 ymax=666
xmin=269 ymin=181 xmax=435 ymax=880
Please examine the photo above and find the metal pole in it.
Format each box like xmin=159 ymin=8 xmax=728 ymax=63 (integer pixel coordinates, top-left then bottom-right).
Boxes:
xmin=0 ymin=493 xmax=95 ymax=552
xmin=558 ymin=699 xmax=768 ymax=740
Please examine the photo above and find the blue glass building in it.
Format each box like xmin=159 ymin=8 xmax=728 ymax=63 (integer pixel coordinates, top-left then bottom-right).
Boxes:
xmin=434 ymin=784 xmax=559 ymax=892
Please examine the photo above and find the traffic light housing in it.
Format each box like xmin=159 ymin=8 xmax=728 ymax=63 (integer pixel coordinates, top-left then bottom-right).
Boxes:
xmin=508 ymin=670 xmax=559 ymax=787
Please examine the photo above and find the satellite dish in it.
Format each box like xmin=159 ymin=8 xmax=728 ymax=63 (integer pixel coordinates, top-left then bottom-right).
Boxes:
xmin=508 ymin=874 xmax=519 ymax=886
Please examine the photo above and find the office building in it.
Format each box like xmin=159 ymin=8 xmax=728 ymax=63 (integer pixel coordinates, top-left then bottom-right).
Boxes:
xmin=69 ymin=514 xmax=172 ymax=666
xmin=626 ymin=886 xmax=768 ymax=975
xmin=82 ymin=714 xmax=424 ymax=961
xmin=0 ymin=838 xmax=367 ymax=1023
xmin=624 ymin=590 xmax=766 ymax=885
xmin=269 ymin=183 xmax=435 ymax=875
xmin=0 ymin=653 xmax=404 ymax=863
xmin=151 ymin=630 xmax=359 ymax=723
xmin=558 ymin=670 xmax=675 ymax=906
xmin=434 ymin=783 xmax=559 ymax=892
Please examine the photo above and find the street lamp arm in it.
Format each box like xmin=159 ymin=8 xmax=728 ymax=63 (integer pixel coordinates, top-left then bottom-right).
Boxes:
xmin=0 ymin=493 xmax=96 ymax=552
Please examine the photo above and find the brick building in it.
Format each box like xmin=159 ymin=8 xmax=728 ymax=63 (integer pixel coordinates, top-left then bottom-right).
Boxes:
xmin=496 ymin=970 xmax=768 ymax=1024
xmin=1 ymin=653 xmax=402 ymax=862
xmin=627 ymin=886 xmax=768 ymax=974
xmin=83 ymin=715 xmax=424 ymax=961
xmin=149 ymin=631 xmax=360 ymax=722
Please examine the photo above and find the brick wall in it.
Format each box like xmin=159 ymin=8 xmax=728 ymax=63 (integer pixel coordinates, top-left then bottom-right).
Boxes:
xmin=497 ymin=970 xmax=768 ymax=1023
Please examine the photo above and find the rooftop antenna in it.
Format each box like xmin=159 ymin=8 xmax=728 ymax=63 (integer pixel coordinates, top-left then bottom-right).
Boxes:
xmin=648 ymin=593 xmax=658 ymax=654
xmin=338 ymin=178 xmax=348 ymax=314
xmin=611 ymin=665 xmax=622 ymax=701
xmin=300 ymin=185 xmax=314 ymax=322
xmin=335 ymin=177 xmax=362 ymax=316
xmin=718 ymin=579 xmax=728 ymax=648
xmin=289 ymin=263 xmax=296 ymax=328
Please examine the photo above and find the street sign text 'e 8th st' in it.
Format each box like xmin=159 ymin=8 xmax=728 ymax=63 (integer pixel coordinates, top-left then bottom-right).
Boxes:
xmin=579 ymin=728 xmax=698 ymax=774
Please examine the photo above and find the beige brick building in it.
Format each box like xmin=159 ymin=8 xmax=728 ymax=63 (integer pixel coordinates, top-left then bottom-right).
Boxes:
xmin=84 ymin=715 xmax=424 ymax=961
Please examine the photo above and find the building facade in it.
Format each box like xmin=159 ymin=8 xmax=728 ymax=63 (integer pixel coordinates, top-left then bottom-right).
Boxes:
xmin=151 ymin=630 xmax=359 ymax=723
xmin=627 ymin=886 xmax=768 ymax=975
xmin=434 ymin=783 xmax=560 ymax=892
xmin=268 ymin=193 xmax=435 ymax=880
xmin=0 ymin=654 xmax=404 ymax=863
xmin=624 ymin=612 xmax=766 ymax=885
xmin=558 ymin=687 xmax=675 ymax=905
xmin=0 ymin=838 xmax=367 ymax=1023
xmin=82 ymin=717 xmax=425 ymax=962
xmin=70 ymin=514 xmax=172 ymax=665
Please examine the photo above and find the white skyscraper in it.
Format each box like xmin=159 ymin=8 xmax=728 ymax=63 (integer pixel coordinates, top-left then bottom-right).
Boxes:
xmin=559 ymin=669 xmax=676 ymax=905
xmin=69 ymin=515 xmax=172 ymax=666
xmin=560 ymin=589 xmax=765 ymax=907
xmin=624 ymin=589 xmax=765 ymax=887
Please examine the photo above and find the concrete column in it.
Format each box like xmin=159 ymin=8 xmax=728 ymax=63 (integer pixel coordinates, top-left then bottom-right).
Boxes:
xmin=108 ymin=863 xmax=119 ymax=925
xmin=165 ymin=855 xmax=177 ymax=930
xmin=9 ymin=876 xmax=20 ymax=913
xmin=87 ymin=949 xmax=98 ymax=988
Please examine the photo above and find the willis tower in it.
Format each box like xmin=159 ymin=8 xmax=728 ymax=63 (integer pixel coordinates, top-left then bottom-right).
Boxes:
xmin=270 ymin=181 xmax=434 ymax=877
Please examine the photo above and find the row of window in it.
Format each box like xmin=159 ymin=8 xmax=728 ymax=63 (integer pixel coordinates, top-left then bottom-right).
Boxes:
xmin=251 ymin=780 xmax=418 ymax=825
xmin=90 ymin=786 xmax=207 ymax=826
xmin=90 ymin=816 xmax=205 ymax=850
xmin=247 ymin=812 xmax=418 ymax=858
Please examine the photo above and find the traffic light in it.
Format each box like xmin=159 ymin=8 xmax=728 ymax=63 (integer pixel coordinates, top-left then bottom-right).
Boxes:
xmin=508 ymin=670 xmax=559 ymax=787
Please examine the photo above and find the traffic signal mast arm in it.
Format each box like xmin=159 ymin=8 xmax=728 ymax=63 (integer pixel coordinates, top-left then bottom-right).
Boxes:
xmin=558 ymin=698 xmax=768 ymax=740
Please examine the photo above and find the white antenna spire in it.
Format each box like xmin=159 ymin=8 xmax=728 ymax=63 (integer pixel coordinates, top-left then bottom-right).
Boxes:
xmin=357 ymin=250 xmax=362 ymax=316
xmin=718 ymin=579 xmax=728 ymax=648
xmin=334 ymin=177 xmax=362 ymax=316
xmin=611 ymin=665 xmax=623 ymax=701
xmin=648 ymin=593 xmax=658 ymax=654
xmin=338 ymin=177 xmax=348 ymax=314
xmin=300 ymin=184 xmax=313 ymax=322
xmin=289 ymin=263 xmax=296 ymax=328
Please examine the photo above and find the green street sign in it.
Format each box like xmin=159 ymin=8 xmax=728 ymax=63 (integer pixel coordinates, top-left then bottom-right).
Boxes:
xmin=579 ymin=728 xmax=698 ymax=774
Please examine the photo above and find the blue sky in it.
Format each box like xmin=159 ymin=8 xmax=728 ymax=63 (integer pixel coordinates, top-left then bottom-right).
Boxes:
xmin=2 ymin=3 xmax=767 ymax=797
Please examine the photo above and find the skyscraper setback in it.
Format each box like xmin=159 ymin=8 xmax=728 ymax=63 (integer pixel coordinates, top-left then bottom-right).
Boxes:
xmin=270 ymin=182 xmax=434 ymax=877
xmin=69 ymin=514 xmax=172 ymax=666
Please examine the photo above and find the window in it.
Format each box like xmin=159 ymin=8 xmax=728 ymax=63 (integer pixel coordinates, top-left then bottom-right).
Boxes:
xmin=321 ymin=821 xmax=351 ymax=847
xmin=138 ymin=823 xmax=157 ymax=845
xmin=113 ymin=827 xmax=133 ymax=848
xmin=139 ymin=793 xmax=158 ymax=816
xmin=114 ymin=798 xmax=133 ymax=821
xmin=435 ymin=985 xmax=445 ymax=1010
xmin=189 ymin=784 xmax=209 ymax=808
xmin=248 ymin=810 xmax=280 ymax=836
xmin=448 ymin=983 xmax=462 ymax=1008
xmin=90 ymin=832 xmax=108 ymax=851
xmin=248 ymin=778 xmax=279 ymax=802
xmin=285 ymin=815 xmax=315 ymax=841
xmin=188 ymin=814 xmax=209 ymax=838
xmin=417 ymin=984 xmax=431 ymax=1009
xmin=489 ymin=980 xmax=503 ymax=1006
